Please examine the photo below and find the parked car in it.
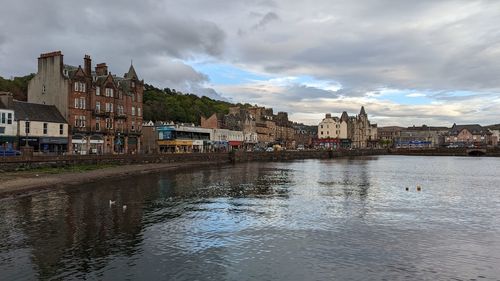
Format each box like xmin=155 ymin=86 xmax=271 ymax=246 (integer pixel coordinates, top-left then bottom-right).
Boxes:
xmin=0 ymin=148 xmax=21 ymax=156
xmin=265 ymin=147 xmax=274 ymax=152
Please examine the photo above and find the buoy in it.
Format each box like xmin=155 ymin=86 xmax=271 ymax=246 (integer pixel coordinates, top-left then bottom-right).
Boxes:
xmin=416 ymin=185 xmax=421 ymax=191
xmin=122 ymin=205 xmax=127 ymax=211
xmin=405 ymin=187 xmax=409 ymax=191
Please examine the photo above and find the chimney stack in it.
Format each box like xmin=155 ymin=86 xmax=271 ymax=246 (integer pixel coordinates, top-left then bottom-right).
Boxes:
xmin=84 ymin=55 xmax=92 ymax=76
xmin=95 ymin=63 xmax=108 ymax=76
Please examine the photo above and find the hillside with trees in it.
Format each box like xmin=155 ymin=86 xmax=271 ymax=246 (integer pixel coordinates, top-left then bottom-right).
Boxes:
xmin=142 ymin=84 xmax=253 ymax=124
xmin=0 ymin=74 xmax=34 ymax=101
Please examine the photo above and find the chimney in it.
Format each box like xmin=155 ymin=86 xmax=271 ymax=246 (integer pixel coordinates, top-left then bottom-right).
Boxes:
xmin=95 ymin=63 xmax=108 ymax=76
xmin=38 ymin=50 xmax=64 ymax=75
xmin=84 ymin=55 xmax=92 ymax=76
xmin=0 ymin=92 xmax=14 ymax=108
xmin=326 ymin=113 xmax=332 ymax=119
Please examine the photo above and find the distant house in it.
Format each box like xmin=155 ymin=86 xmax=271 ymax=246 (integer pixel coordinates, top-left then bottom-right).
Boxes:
xmin=444 ymin=123 xmax=495 ymax=147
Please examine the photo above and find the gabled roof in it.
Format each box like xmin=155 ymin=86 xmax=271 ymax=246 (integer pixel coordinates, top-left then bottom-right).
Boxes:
xmin=12 ymin=101 xmax=67 ymax=123
xmin=450 ymin=124 xmax=490 ymax=135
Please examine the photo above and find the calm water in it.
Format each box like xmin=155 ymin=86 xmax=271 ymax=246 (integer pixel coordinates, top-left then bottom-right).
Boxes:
xmin=1 ymin=156 xmax=500 ymax=280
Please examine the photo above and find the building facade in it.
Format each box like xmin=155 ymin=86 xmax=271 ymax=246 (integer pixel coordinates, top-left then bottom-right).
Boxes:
xmin=0 ymin=92 xmax=18 ymax=150
xmin=444 ymin=124 xmax=495 ymax=147
xmin=28 ymin=51 xmax=143 ymax=155
xmin=317 ymin=106 xmax=377 ymax=149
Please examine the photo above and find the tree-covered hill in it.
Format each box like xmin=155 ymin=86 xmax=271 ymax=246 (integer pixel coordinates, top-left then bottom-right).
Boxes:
xmin=0 ymin=74 xmax=34 ymax=101
xmin=143 ymin=84 xmax=252 ymax=124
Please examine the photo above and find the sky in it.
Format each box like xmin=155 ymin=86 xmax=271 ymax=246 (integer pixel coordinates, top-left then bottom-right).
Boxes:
xmin=1 ymin=0 xmax=500 ymax=126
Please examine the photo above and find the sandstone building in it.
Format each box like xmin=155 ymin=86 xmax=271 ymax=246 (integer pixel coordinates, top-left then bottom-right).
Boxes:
xmin=28 ymin=51 xmax=143 ymax=154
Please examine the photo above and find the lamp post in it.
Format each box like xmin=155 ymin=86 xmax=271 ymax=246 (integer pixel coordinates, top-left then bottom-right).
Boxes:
xmin=25 ymin=117 xmax=29 ymax=148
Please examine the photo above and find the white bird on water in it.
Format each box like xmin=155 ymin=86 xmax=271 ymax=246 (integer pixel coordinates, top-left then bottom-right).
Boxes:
xmin=109 ymin=200 xmax=116 ymax=206
xmin=122 ymin=205 xmax=127 ymax=212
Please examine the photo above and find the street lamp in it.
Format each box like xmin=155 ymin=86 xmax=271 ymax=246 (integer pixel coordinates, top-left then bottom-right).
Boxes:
xmin=25 ymin=117 xmax=29 ymax=148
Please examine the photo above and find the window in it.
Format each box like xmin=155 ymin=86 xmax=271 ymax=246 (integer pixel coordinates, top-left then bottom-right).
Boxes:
xmin=42 ymin=84 xmax=46 ymax=94
xmin=80 ymin=97 xmax=86 ymax=109
xmin=138 ymin=108 xmax=141 ymax=117
xmin=74 ymin=98 xmax=79 ymax=108
xmin=25 ymin=121 xmax=30 ymax=134
xmin=81 ymin=116 xmax=86 ymax=127
xmin=59 ymin=124 xmax=64 ymax=135
xmin=7 ymin=113 xmax=12 ymax=124
xmin=320 ymin=125 xmax=323 ymax=129
xmin=132 ymin=106 xmax=135 ymax=116
xmin=79 ymin=82 xmax=86 ymax=92
xmin=43 ymin=123 xmax=48 ymax=135
xmin=105 ymin=88 xmax=114 ymax=97
xmin=74 ymin=82 xmax=79 ymax=92
xmin=96 ymin=101 xmax=101 ymax=112
xmin=96 ymin=117 xmax=100 ymax=131
xmin=105 ymin=118 xmax=113 ymax=129
xmin=1 ymin=113 xmax=5 ymax=124
xmin=131 ymin=121 xmax=135 ymax=131
xmin=96 ymin=86 xmax=100 ymax=96
xmin=132 ymin=94 xmax=136 ymax=102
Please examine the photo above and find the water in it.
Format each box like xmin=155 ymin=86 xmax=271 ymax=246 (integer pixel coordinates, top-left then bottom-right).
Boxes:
xmin=1 ymin=156 xmax=500 ymax=280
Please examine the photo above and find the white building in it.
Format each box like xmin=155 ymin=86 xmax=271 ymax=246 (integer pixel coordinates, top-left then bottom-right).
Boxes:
xmin=0 ymin=92 xmax=17 ymax=149
xmin=318 ymin=113 xmax=341 ymax=139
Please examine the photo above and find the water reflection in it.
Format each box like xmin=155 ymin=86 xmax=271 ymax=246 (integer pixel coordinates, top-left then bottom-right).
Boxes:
xmin=1 ymin=156 xmax=500 ymax=280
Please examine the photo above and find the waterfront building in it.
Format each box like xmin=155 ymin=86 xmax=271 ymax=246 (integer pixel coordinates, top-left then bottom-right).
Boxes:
xmin=156 ymin=123 xmax=212 ymax=153
xmin=317 ymin=106 xmax=377 ymax=149
xmin=0 ymin=92 xmax=17 ymax=150
xmin=485 ymin=124 xmax=500 ymax=147
xmin=141 ymin=121 xmax=157 ymax=154
xmin=394 ymin=125 xmax=448 ymax=149
xmin=318 ymin=113 xmax=340 ymax=139
xmin=0 ymin=92 xmax=68 ymax=153
xmin=27 ymin=51 xmax=143 ymax=155
xmin=444 ymin=124 xmax=495 ymax=147
xmin=377 ymin=126 xmax=404 ymax=148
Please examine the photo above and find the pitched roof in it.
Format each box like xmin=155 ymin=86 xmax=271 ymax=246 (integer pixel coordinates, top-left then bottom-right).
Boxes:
xmin=450 ymin=124 xmax=490 ymax=135
xmin=12 ymin=101 xmax=67 ymax=123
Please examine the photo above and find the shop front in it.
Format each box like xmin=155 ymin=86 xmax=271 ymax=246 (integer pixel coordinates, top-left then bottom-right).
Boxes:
xmin=39 ymin=137 xmax=68 ymax=154
xmin=72 ymin=135 xmax=88 ymax=155
xmin=229 ymin=141 xmax=243 ymax=151
xmin=114 ymin=134 xmax=125 ymax=154
xmin=158 ymin=139 xmax=193 ymax=153
xmin=313 ymin=138 xmax=340 ymax=149
xmin=89 ymin=135 xmax=104 ymax=155
xmin=0 ymin=135 xmax=18 ymax=150
xmin=128 ymin=136 xmax=139 ymax=154
xmin=192 ymin=140 xmax=204 ymax=153
xmin=20 ymin=137 xmax=41 ymax=151
xmin=213 ymin=140 xmax=228 ymax=152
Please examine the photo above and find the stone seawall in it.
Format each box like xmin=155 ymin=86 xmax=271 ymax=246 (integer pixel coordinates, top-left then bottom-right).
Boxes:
xmin=0 ymin=149 xmax=389 ymax=172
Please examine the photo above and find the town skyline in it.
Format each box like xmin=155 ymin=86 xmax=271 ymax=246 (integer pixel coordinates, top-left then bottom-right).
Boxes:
xmin=1 ymin=1 xmax=500 ymax=127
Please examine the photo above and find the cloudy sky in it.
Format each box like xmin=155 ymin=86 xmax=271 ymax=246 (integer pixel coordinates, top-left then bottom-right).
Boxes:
xmin=1 ymin=0 xmax=499 ymax=126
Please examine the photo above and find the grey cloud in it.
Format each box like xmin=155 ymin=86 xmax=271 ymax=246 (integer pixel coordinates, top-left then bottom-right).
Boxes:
xmin=252 ymin=12 xmax=280 ymax=30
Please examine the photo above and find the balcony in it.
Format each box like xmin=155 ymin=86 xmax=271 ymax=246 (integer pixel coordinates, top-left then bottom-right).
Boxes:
xmin=93 ymin=110 xmax=110 ymax=117
xmin=115 ymin=113 xmax=128 ymax=120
